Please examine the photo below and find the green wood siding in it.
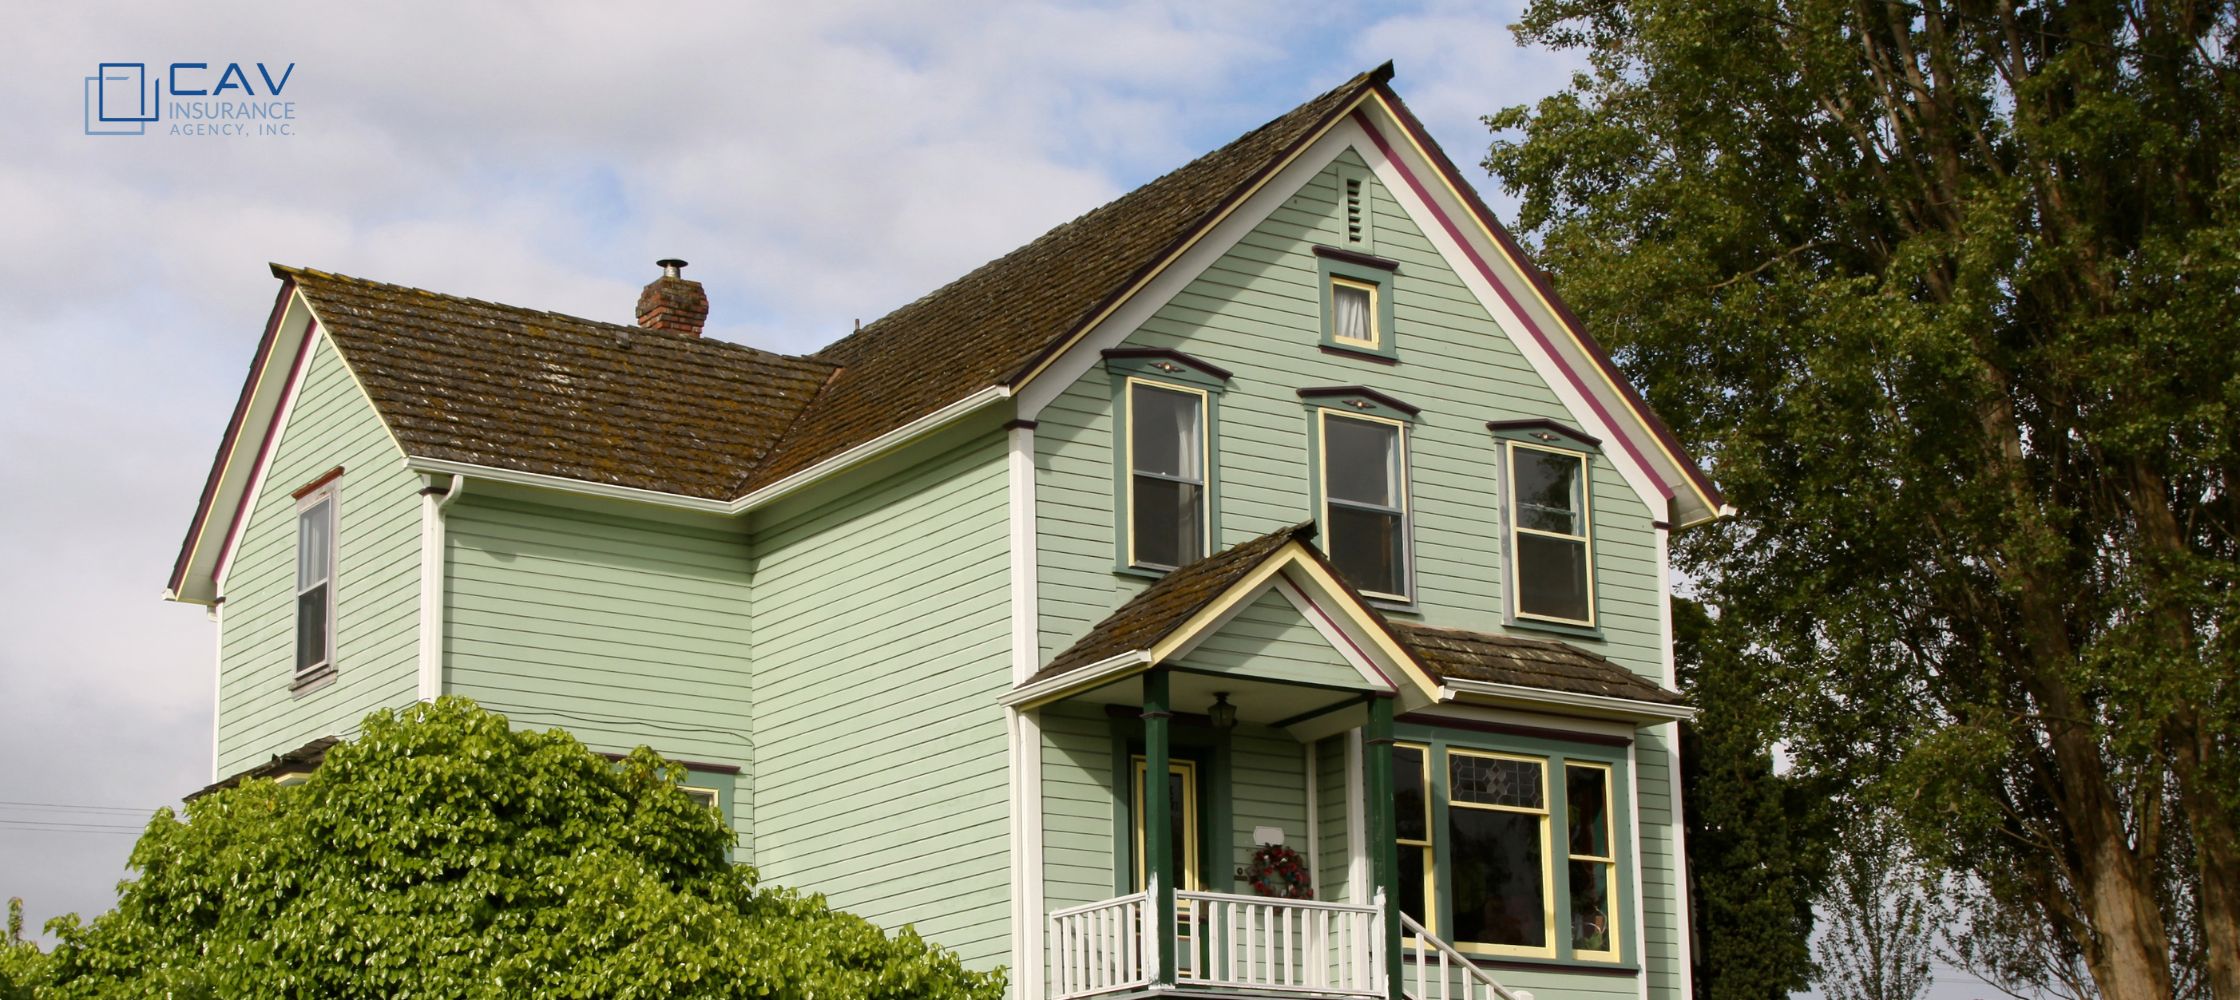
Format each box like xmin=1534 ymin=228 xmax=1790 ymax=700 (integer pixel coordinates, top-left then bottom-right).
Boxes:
xmin=1041 ymin=703 xmax=1118 ymax=914
xmin=747 ymin=430 xmax=1014 ymax=970
xmin=1315 ymin=735 xmax=1352 ymax=902
xmin=1225 ymin=722 xmax=1307 ymax=892
xmin=1172 ymin=588 xmax=1365 ymax=690
xmin=1032 ymin=148 xmax=1685 ymax=994
xmin=216 ymin=336 xmax=420 ymax=777
xmin=441 ymin=491 xmax=755 ymax=857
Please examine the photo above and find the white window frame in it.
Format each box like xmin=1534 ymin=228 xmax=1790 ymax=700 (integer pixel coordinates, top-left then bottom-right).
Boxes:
xmin=1505 ymin=439 xmax=1597 ymax=628
xmin=1328 ymin=275 xmax=1382 ymax=351
xmin=293 ymin=479 xmax=339 ymax=680
xmin=1124 ymin=377 xmax=1212 ymax=571
xmin=1318 ymin=408 xmax=1412 ymax=602
xmin=1446 ymin=748 xmax=1558 ymax=960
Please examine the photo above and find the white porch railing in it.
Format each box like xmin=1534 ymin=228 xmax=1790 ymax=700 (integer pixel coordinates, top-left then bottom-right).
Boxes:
xmin=1179 ymin=890 xmax=1385 ymax=997
xmin=1049 ymin=891 xmax=1155 ymax=999
xmin=1397 ymin=912 xmax=1532 ymax=1000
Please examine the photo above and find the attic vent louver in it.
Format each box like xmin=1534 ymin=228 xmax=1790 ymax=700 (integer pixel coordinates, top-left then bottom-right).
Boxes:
xmin=1344 ymin=177 xmax=1364 ymax=244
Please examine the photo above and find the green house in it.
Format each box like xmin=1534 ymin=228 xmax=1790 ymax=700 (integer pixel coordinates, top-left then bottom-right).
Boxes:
xmin=166 ymin=63 xmax=1725 ymax=1000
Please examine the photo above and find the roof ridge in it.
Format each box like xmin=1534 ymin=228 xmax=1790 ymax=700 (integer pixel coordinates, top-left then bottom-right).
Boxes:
xmin=272 ymin=263 xmax=832 ymax=370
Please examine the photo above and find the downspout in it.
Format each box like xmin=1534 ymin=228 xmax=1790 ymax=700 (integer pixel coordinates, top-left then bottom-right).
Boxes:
xmin=416 ymin=474 xmax=464 ymax=701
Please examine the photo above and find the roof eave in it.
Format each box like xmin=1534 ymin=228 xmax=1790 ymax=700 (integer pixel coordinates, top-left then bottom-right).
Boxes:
xmin=1439 ymin=677 xmax=1696 ymax=723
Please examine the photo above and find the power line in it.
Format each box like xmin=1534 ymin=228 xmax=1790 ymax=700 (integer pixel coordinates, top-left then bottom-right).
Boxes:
xmin=0 ymin=818 xmax=146 ymax=835
xmin=0 ymin=800 xmax=163 ymax=816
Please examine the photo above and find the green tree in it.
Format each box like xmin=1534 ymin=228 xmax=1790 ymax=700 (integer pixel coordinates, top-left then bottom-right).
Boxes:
xmin=28 ymin=698 xmax=1002 ymax=999
xmin=1674 ymin=600 xmax=1829 ymax=1000
xmin=1815 ymin=818 xmax=1936 ymax=1000
xmin=1 ymin=898 xmax=51 ymax=1000
xmin=1483 ymin=3 xmax=2240 ymax=1000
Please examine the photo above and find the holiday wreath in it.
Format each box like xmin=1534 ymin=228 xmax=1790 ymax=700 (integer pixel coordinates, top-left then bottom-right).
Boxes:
xmin=1246 ymin=843 xmax=1313 ymax=899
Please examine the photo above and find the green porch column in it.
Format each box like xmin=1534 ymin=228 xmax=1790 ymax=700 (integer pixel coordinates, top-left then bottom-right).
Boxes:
xmin=1142 ymin=667 xmax=1176 ymax=986
xmin=1365 ymin=695 xmax=1402 ymax=993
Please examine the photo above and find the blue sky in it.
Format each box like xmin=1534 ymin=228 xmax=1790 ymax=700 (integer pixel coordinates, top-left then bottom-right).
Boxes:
xmin=0 ymin=3 xmax=2000 ymax=996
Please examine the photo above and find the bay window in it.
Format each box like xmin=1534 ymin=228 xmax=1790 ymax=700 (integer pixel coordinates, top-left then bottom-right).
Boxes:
xmin=1388 ymin=737 xmax=1630 ymax=964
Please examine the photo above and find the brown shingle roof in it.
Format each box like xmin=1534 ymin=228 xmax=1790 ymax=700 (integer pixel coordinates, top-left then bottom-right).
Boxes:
xmin=286 ymin=268 xmax=838 ymax=500
xmin=740 ymin=65 xmax=1388 ymax=489
xmin=186 ymin=735 xmax=340 ymax=800
xmin=1027 ymin=522 xmax=1318 ymax=686
xmin=1393 ymin=623 xmax=1686 ymax=706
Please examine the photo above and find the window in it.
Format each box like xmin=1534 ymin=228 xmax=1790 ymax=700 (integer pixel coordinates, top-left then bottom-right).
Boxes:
xmin=682 ymin=786 xmax=719 ymax=811
xmin=1126 ymin=379 xmax=1210 ymax=570
xmin=294 ymin=483 xmax=337 ymax=679
xmin=1131 ymin=756 xmax=1201 ymax=892
xmin=1565 ymin=763 xmax=1618 ymax=959
xmin=1507 ymin=441 xmax=1594 ymax=626
xmin=1315 ymin=248 xmax=1398 ymax=359
xmin=1389 ymin=740 xmax=1629 ymax=964
xmin=1319 ymin=410 xmax=1409 ymax=600
xmin=1330 ymin=277 xmax=1380 ymax=350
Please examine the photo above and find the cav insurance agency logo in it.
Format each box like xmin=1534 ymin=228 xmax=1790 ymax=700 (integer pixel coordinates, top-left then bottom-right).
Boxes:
xmin=85 ymin=61 xmax=297 ymax=137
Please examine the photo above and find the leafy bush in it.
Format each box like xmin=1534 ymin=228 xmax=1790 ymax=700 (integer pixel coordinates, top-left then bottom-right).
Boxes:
xmin=26 ymin=698 xmax=1002 ymax=999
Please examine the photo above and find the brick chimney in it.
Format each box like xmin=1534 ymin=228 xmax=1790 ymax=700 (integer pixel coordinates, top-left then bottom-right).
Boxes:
xmin=636 ymin=258 xmax=709 ymax=336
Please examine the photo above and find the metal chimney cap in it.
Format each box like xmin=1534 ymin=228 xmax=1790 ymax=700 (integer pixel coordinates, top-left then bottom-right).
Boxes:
xmin=656 ymin=258 xmax=689 ymax=278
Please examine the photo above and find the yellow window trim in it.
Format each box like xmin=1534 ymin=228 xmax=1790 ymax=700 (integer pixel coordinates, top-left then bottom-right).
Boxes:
xmin=1446 ymin=748 xmax=1558 ymax=960
xmin=1395 ymin=741 xmax=1437 ymax=941
xmin=1130 ymin=756 xmax=1202 ymax=893
xmin=1316 ymin=408 xmax=1411 ymax=603
xmin=1123 ymin=377 xmax=1213 ymax=571
xmin=1328 ymin=274 xmax=1382 ymax=349
xmin=1504 ymin=439 xmax=1597 ymax=629
xmin=1564 ymin=760 xmax=1621 ymax=961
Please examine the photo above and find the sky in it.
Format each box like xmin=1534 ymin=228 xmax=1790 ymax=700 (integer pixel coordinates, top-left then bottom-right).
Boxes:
xmin=0 ymin=2 xmax=2003 ymax=996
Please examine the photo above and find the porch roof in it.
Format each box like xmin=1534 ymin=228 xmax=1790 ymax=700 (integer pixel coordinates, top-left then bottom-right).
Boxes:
xmin=1020 ymin=524 xmax=1689 ymax=719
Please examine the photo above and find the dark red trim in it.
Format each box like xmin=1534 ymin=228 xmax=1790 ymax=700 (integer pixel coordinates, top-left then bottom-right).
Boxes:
xmin=168 ymin=276 xmax=297 ymax=595
xmin=1319 ymin=344 xmax=1398 ymax=366
xmin=1396 ymin=711 xmax=1634 ymax=748
xmin=290 ymin=465 xmax=346 ymax=499
xmin=1003 ymin=419 xmax=1040 ymax=432
xmin=1297 ymin=385 xmax=1421 ymax=417
xmin=1312 ymin=244 xmax=1400 ymax=272
xmin=1001 ymin=66 xmax=1392 ymax=388
xmin=210 ymin=318 xmax=321 ymax=584
xmin=1101 ymin=346 xmax=1235 ymax=382
xmin=596 ymin=751 xmax=742 ymax=775
xmin=1485 ymin=418 xmax=1601 ymax=448
xmin=1650 ymin=520 xmax=1672 ymax=531
xmin=1359 ymin=93 xmax=1726 ymax=514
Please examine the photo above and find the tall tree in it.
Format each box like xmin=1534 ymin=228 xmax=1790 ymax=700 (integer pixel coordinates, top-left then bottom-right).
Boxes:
xmin=1816 ymin=819 xmax=1937 ymax=1000
xmin=1483 ymin=3 xmax=2240 ymax=999
xmin=1674 ymin=600 xmax=1829 ymax=1000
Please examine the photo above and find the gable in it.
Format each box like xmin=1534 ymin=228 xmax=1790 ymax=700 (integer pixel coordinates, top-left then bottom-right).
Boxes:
xmin=1171 ymin=585 xmax=1374 ymax=691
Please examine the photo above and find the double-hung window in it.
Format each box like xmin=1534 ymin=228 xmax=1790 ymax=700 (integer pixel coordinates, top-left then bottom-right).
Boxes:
xmin=1126 ymin=379 xmax=1210 ymax=570
xmin=1388 ymin=738 xmax=1630 ymax=964
xmin=294 ymin=480 xmax=338 ymax=680
xmin=1319 ymin=410 xmax=1410 ymax=600
xmin=1506 ymin=441 xmax=1595 ymax=626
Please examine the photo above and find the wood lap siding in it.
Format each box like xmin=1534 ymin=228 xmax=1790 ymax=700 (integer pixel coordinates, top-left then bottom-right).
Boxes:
xmin=1041 ymin=703 xmax=1117 ymax=912
xmin=748 ymin=431 xmax=1014 ymax=970
xmin=1034 ymin=151 xmax=1684 ymax=996
xmin=441 ymin=493 xmax=755 ymax=857
xmin=216 ymin=337 xmax=420 ymax=777
xmin=1174 ymin=588 xmax=1362 ymax=689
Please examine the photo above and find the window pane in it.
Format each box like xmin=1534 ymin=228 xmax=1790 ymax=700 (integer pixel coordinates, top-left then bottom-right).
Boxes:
xmin=1399 ymin=846 xmax=1429 ymax=925
xmin=1566 ymin=766 xmax=1610 ymax=857
xmin=1332 ymin=283 xmax=1373 ymax=343
xmin=1396 ymin=745 xmax=1427 ymax=841
xmin=1132 ymin=476 xmax=1203 ymax=568
xmin=1451 ymin=755 xmax=1543 ymax=809
xmin=1513 ymin=450 xmax=1582 ymax=534
xmin=1516 ymin=534 xmax=1590 ymax=621
xmin=1329 ymin=505 xmax=1404 ymax=596
xmin=295 ymin=584 xmax=328 ymax=671
xmin=1167 ymin=769 xmax=1190 ymax=887
xmin=1131 ymin=385 xmax=1201 ymax=480
xmin=297 ymin=500 xmax=331 ymax=589
xmin=1448 ymin=808 xmax=1547 ymax=949
xmin=1569 ymin=860 xmax=1614 ymax=953
xmin=1325 ymin=417 xmax=1398 ymax=506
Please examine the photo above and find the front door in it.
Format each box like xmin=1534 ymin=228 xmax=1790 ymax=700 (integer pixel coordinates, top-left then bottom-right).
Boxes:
xmin=1130 ymin=755 xmax=1202 ymax=893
